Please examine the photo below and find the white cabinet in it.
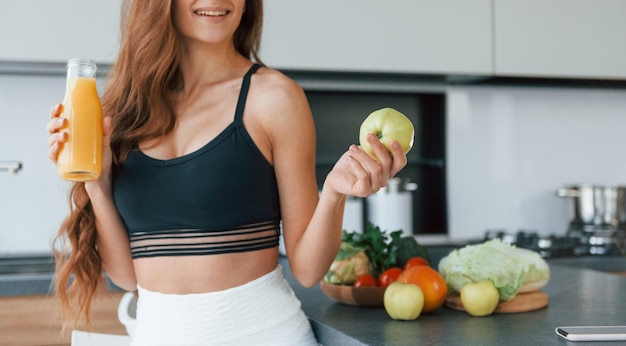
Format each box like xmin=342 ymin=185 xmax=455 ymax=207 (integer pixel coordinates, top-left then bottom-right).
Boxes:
xmin=0 ymin=0 xmax=122 ymax=64
xmin=494 ymin=0 xmax=626 ymax=79
xmin=1 ymin=74 xmax=70 ymax=254
xmin=3 ymin=0 xmax=625 ymax=80
xmin=261 ymin=0 xmax=493 ymax=75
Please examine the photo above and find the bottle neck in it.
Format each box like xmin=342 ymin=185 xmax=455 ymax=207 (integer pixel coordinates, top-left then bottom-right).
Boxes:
xmin=66 ymin=58 xmax=97 ymax=79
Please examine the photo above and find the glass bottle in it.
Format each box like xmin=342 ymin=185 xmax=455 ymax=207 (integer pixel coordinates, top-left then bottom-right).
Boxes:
xmin=57 ymin=58 xmax=103 ymax=181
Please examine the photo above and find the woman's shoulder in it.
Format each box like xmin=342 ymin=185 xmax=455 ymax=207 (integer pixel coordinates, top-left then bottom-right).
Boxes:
xmin=247 ymin=64 xmax=313 ymax=131
xmin=251 ymin=65 xmax=306 ymax=101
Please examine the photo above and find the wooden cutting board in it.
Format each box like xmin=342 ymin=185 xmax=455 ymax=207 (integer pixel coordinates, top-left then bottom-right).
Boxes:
xmin=445 ymin=290 xmax=548 ymax=313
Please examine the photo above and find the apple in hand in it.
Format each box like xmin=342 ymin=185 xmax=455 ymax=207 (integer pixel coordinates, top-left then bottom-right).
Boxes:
xmin=359 ymin=108 xmax=415 ymax=159
xmin=383 ymin=282 xmax=424 ymax=321
xmin=460 ymin=280 xmax=500 ymax=317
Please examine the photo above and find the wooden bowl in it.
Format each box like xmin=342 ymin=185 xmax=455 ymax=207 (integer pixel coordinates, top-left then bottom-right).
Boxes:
xmin=319 ymin=281 xmax=386 ymax=307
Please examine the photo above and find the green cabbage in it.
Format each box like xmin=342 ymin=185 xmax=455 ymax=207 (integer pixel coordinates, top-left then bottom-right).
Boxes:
xmin=438 ymin=239 xmax=550 ymax=300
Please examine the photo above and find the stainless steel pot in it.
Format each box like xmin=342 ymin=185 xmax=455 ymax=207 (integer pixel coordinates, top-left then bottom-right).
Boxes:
xmin=556 ymin=184 xmax=626 ymax=228
xmin=617 ymin=188 xmax=626 ymax=227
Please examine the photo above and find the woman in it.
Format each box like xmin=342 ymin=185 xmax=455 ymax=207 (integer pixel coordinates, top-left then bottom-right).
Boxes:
xmin=47 ymin=0 xmax=407 ymax=344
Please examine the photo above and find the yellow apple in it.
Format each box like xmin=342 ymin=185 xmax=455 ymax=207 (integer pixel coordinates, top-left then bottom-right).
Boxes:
xmin=383 ymin=282 xmax=424 ymax=321
xmin=359 ymin=108 xmax=415 ymax=159
xmin=460 ymin=280 xmax=500 ymax=317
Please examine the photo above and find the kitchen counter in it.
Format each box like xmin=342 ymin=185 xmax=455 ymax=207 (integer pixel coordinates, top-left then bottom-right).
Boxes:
xmin=1 ymin=254 xmax=624 ymax=345
xmin=280 ymin=256 xmax=626 ymax=346
xmin=0 ymin=254 xmax=122 ymax=296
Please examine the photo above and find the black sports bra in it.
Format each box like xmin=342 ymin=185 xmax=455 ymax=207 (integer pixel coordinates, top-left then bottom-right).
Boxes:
xmin=112 ymin=64 xmax=281 ymax=259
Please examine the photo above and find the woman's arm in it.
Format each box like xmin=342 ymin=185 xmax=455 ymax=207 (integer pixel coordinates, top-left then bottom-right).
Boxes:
xmin=84 ymin=116 xmax=137 ymax=291
xmin=254 ymin=71 xmax=407 ymax=287
xmin=85 ymin=182 xmax=137 ymax=291
xmin=48 ymin=108 xmax=137 ymax=291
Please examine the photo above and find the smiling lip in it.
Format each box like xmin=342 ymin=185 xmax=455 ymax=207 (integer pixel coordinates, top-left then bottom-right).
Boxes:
xmin=194 ymin=9 xmax=230 ymax=17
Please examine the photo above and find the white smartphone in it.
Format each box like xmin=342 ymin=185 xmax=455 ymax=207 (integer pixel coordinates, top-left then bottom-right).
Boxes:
xmin=555 ymin=326 xmax=626 ymax=341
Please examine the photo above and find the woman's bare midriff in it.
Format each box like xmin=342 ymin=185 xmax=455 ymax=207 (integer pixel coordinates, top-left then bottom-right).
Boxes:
xmin=132 ymin=248 xmax=280 ymax=294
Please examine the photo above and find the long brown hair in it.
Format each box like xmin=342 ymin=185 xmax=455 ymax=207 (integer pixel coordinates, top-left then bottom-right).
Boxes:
xmin=53 ymin=0 xmax=264 ymax=328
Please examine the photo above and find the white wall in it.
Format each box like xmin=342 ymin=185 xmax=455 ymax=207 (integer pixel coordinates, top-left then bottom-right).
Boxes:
xmin=447 ymin=86 xmax=626 ymax=240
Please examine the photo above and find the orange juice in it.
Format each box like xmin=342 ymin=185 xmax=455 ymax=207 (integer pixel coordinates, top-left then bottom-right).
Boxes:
xmin=57 ymin=59 xmax=103 ymax=181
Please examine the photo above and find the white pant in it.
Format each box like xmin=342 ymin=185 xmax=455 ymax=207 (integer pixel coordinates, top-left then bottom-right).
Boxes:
xmin=130 ymin=265 xmax=317 ymax=346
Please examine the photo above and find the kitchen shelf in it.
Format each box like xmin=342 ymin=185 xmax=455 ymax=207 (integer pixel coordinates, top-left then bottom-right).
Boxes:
xmin=0 ymin=60 xmax=111 ymax=77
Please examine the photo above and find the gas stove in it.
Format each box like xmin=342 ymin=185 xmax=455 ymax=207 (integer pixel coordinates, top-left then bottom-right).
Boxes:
xmin=484 ymin=228 xmax=626 ymax=258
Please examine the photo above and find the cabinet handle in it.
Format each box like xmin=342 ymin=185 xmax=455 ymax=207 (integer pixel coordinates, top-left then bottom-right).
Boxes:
xmin=0 ymin=161 xmax=23 ymax=174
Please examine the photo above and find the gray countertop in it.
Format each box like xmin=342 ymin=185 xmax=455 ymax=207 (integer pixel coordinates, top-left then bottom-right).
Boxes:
xmin=280 ymin=256 xmax=626 ymax=346
xmin=0 ymin=254 xmax=122 ymax=296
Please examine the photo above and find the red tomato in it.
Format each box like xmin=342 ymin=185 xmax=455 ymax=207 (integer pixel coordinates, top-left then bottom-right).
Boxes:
xmin=399 ymin=265 xmax=447 ymax=312
xmin=379 ymin=267 xmax=402 ymax=287
xmin=353 ymin=273 xmax=379 ymax=287
xmin=404 ymin=256 xmax=429 ymax=270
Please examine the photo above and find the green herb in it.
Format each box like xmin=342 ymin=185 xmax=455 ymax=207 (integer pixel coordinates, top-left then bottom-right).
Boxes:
xmin=342 ymin=222 xmax=402 ymax=276
xmin=391 ymin=235 xmax=431 ymax=268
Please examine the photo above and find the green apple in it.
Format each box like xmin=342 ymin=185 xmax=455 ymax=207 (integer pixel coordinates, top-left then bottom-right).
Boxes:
xmin=460 ymin=280 xmax=500 ymax=317
xmin=359 ymin=108 xmax=415 ymax=159
xmin=383 ymin=282 xmax=424 ymax=321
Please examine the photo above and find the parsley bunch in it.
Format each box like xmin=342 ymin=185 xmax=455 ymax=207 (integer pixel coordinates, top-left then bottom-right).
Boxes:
xmin=342 ymin=222 xmax=402 ymax=277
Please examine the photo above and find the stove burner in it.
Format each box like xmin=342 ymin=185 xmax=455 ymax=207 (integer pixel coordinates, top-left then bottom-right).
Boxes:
xmin=566 ymin=227 xmax=624 ymax=256
xmin=483 ymin=229 xmax=624 ymax=258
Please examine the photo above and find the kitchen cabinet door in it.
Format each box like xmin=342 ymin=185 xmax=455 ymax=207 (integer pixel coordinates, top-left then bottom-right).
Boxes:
xmin=0 ymin=75 xmax=70 ymax=254
xmin=261 ymin=0 xmax=493 ymax=75
xmin=0 ymin=0 xmax=122 ymax=64
xmin=494 ymin=0 xmax=626 ymax=79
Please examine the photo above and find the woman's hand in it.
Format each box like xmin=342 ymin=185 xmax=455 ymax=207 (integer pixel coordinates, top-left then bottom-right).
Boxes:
xmin=46 ymin=104 xmax=67 ymax=163
xmin=46 ymin=104 xmax=114 ymax=187
xmin=324 ymin=133 xmax=408 ymax=198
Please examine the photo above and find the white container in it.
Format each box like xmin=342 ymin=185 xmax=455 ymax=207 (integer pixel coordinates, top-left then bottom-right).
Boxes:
xmin=366 ymin=178 xmax=417 ymax=238
xmin=117 ymin=292 xmax=137 ymax=337
xmin=343 ymin=196 xmax=364 ymax=233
